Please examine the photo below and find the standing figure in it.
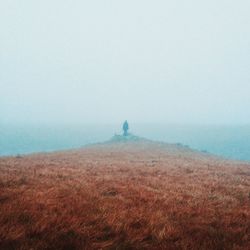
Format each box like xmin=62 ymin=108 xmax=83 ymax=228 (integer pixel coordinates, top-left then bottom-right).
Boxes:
xmin=123 ymin=120 xmax=129 ymax=136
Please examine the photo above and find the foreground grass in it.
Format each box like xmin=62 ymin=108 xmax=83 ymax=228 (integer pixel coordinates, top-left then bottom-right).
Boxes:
xmin=0 ymin=142 xmax=249 ymax=249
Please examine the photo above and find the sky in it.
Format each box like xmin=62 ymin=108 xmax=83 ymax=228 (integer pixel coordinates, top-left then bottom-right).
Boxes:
xmin=1 ymin=0 xmax=250 ymax=125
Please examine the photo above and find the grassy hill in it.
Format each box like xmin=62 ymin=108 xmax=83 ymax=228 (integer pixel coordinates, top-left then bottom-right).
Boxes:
xmin=0 ymin=139 xmax=249 ymax=249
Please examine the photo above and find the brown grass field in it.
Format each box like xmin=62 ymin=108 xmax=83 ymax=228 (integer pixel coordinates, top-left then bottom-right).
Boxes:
xmin=0 ymin=140 xmax=249 ymax=250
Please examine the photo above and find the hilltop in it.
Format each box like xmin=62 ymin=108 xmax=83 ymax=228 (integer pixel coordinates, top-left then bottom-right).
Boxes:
xmin=0 ymin=138 xmax=249 ymax=249
xmin=108 ymin=133 xmax=148 ymax=143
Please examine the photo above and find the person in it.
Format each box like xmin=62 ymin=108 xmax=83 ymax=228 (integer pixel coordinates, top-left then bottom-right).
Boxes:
xmin=123 ymin=120 xmax=129 ymax=136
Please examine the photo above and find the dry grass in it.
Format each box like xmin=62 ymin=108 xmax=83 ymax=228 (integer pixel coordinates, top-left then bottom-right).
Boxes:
xmin=0 ymin=141 xmax=249 ymax=250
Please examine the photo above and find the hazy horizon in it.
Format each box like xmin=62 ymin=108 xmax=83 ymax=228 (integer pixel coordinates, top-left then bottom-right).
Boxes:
xmin=1 ymin=1 xmax=250 ymax=125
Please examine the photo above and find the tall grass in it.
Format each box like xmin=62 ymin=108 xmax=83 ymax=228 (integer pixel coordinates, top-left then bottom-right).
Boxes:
xmin=0 ymin=142 xmax=249 ymax=249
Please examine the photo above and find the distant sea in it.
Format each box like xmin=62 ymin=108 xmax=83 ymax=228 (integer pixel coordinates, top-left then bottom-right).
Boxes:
xmin=0 ymin=123 xmax=250 ymax=162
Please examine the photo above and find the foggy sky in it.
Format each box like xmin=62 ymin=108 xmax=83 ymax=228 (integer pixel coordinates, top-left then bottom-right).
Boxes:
xmin=1 ymin=0 xmax=250 ymax=125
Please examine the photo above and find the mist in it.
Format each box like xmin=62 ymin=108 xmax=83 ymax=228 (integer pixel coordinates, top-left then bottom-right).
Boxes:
xmin=1 ymin=0 xmax=250 ymax=125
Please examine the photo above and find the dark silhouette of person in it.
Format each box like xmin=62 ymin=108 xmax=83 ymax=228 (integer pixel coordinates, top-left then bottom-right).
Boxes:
xmin=123 ymin=120 xmax=129 ymax=136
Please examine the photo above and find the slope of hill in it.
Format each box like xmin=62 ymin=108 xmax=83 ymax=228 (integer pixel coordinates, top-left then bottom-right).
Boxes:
xmin=0 ymin=139 xmax=249 ymax=249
